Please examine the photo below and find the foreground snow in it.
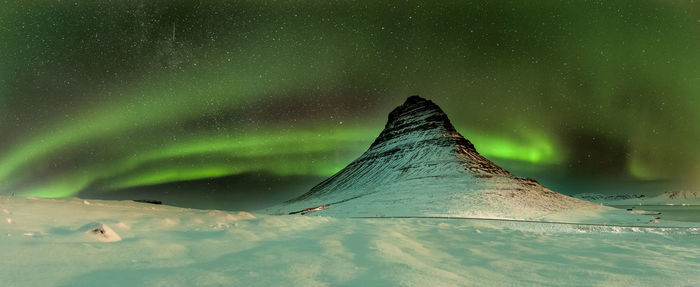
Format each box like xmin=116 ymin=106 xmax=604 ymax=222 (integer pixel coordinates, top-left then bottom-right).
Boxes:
xmin=1 ymin=196 xmax=699 ymax=286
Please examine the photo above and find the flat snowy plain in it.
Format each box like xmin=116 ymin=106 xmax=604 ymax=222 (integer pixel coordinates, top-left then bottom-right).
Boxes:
xmin=1 ymin=196 xmax=699 ymax=286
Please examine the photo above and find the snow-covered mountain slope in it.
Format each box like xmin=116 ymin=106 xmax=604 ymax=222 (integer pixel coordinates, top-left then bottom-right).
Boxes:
xmin=266 ymin=96 xmax=600 ymax=219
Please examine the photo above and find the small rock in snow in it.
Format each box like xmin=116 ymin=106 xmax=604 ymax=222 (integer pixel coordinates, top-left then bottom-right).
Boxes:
xmin=80 ymin=222 xmax=122 ymax=242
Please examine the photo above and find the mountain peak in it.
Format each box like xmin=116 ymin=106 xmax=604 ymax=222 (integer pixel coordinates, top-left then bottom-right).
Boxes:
xmin=386 ymin=95 xmax=445 ymax=127
xmin=374 ymin=95 xmax=474 ymax=153
xmin=404 ymin=94 xmax=429 ymax=105
xmin=267 ymin=96 xmax=591 ymax=218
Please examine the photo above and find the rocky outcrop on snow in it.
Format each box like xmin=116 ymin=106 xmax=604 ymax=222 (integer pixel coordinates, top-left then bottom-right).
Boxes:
xmin=575 ymin=193 xmax=647 ymax=202
xmin=665 ymin=190 xmax=699 ymax=201
xmin=267 ymin=96 xmax=597 ymax=219
xmin=80 ymin=222 xmax=122 ymax=242
xmin=576 ymin=190 xmax=700 ymax=205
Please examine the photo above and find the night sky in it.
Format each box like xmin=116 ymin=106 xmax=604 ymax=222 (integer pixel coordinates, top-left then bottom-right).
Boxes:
xmin=1 ymin=1 xmax=699 ymax=201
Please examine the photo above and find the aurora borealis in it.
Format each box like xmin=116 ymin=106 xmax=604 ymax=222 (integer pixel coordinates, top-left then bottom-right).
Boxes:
xmin=1 ymin=1 xmax=699 ymax=200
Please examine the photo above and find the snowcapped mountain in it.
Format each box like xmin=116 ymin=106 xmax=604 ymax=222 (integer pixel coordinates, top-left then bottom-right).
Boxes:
xmin=267 ymin=96 xmax=596 ymax=219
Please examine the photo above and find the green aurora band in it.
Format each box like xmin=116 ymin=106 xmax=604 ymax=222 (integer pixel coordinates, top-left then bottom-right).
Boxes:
xmin=1 ymin=1 xmax=699 ymax=197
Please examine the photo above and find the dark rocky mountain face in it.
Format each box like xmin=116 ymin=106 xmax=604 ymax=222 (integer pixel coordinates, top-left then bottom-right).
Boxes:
xmin=373 ymin=95 xmax=512 ymax=176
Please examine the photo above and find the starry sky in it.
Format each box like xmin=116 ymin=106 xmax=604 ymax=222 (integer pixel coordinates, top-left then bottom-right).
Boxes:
xmin=1 ymin=1 xmax=699 ymax=201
